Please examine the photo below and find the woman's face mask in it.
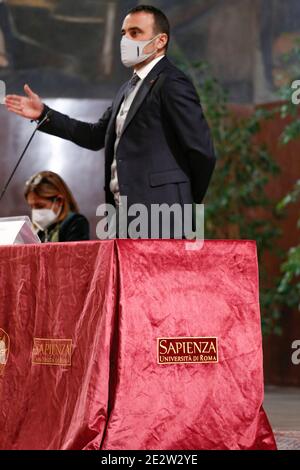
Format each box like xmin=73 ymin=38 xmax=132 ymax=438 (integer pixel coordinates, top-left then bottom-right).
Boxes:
xmin=31 ymin=200 xmax=61 ymax=231
xmin=120 ymin=34 xmax=160 ymax=68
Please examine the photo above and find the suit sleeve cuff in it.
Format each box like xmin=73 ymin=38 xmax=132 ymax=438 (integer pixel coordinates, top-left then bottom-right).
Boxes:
xmin=31 ymin=104 xmax=50 ymax=124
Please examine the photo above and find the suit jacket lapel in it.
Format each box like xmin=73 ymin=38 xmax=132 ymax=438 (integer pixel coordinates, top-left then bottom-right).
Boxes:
xmin=120 ymin=56 xmax=169 ymax=136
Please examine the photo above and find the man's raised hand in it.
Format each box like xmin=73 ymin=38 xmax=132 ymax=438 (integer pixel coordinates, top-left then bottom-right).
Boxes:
xmin=5 ymin=84 xmax=44 ymax=120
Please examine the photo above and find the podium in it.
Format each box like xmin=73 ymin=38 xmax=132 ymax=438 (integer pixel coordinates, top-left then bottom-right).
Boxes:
xmin=0 ymin=240 xmax=276 ymax=450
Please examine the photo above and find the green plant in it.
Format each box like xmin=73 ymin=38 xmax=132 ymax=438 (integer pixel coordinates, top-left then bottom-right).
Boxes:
xmin=277 ymin=180 xmax=300 ymax=311
xmin=276 ymin=38 xmax=300 ymax=145
xmin=274 ymin=42 xmax=300 ymax=314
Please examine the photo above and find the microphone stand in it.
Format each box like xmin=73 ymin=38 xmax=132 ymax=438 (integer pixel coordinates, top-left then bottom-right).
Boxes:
xmin=0 ymin=111 xmax=51 ymax=202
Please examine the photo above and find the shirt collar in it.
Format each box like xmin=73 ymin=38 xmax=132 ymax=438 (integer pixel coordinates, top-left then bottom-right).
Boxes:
xmin=135 ymin=55 xmax=165 ymax=81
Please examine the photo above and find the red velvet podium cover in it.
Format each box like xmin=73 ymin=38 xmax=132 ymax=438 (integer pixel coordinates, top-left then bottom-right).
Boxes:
xmin=0 ymin=240 xmax=276 ymax=450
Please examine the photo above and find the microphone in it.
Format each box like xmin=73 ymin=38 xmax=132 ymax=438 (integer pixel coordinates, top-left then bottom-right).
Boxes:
xmin=0 ymin=110 xmax=52 ymax=202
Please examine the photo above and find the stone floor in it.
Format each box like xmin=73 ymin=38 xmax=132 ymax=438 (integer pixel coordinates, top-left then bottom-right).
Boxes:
xmin=264 ymin=386 xmax=300 ymax=450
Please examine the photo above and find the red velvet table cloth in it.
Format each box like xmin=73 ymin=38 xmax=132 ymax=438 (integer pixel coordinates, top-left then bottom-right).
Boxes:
xmin=0 ymin=240 xmax=276 ymax=450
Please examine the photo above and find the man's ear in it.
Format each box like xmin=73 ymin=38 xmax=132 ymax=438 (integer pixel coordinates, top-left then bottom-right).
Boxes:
xmin=157 ymin=33 xmax=168 ymax=51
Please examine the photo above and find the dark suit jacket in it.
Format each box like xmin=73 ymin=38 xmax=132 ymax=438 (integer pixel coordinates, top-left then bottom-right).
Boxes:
xmin=38 ymin=56 xmax=215 ymax=212
xmin=38 ymin=213 xmax=90 ymax=243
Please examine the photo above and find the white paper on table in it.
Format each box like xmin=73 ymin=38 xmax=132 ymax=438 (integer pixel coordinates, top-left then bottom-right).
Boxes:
xmin=0 ymin=216 xmax=41 ymax=245
xmin=0 ymin=220 xmax=24 ymax=245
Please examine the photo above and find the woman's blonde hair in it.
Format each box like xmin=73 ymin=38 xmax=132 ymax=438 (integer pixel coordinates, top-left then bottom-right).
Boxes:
xmin=24 ymin=171 xmax=79 ymax=223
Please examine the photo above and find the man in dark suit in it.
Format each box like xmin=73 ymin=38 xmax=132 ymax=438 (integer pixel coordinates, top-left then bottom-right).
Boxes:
xmin=5 ymin=5 xmax=215 ymax=238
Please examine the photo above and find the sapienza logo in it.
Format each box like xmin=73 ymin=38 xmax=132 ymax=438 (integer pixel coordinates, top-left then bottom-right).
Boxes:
xmin=157 ymin=337 xmax=218 ymax=364
xmin=32 ymin=338 xmax=72 ymax=366
xmin=291 ymin=80 xmax=300 ymax=104
xmin=291 ymin=340 xmax=300 ymax=365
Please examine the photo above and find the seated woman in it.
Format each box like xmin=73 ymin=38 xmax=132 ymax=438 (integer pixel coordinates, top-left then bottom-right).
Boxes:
xmin=24 ymin=170 xmax=89 ymax=242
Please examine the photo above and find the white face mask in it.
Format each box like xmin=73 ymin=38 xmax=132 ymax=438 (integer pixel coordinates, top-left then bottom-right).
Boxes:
xmin=32 ymin=206 xmax=58 ymax=231
xmin=120 ymin=34 xmax=160 ymax=68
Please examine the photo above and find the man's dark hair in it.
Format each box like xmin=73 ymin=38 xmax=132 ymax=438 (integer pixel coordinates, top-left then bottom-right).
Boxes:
xmin=127 ymin=5 xmax=170 ymax=49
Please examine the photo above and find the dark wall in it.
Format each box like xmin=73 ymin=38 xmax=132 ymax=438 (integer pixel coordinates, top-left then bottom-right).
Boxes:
xmin=1 ymin=0 xmax=300 ymax=103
